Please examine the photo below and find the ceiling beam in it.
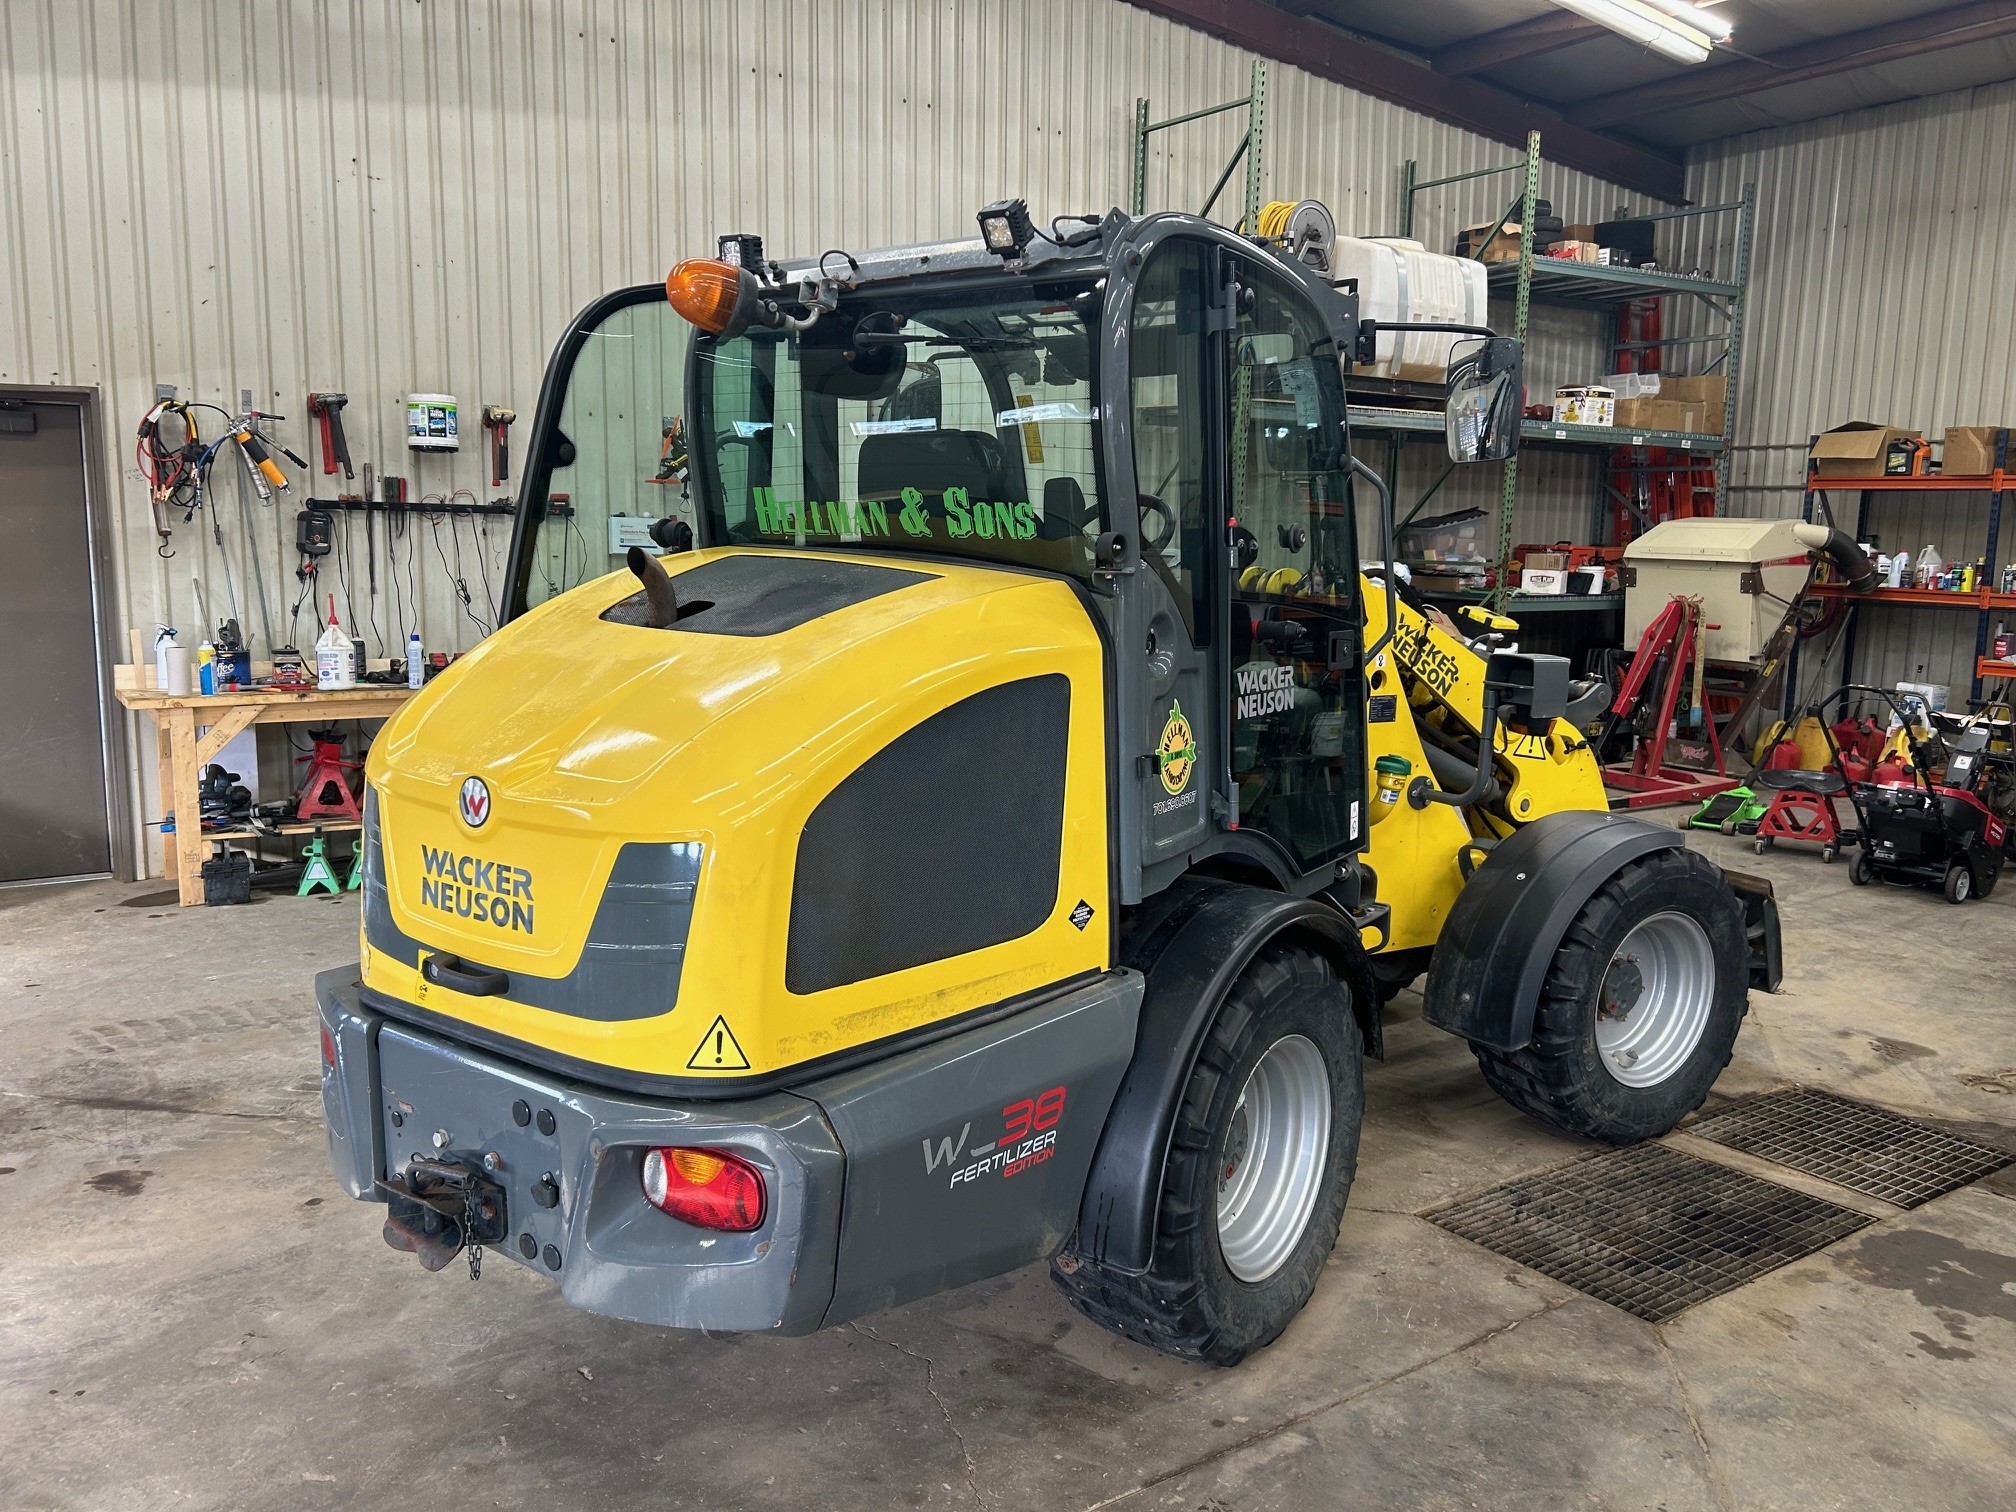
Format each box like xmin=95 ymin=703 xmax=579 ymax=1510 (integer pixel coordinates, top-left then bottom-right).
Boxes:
xmin=1124 ymin=0 xmax=1686 ymax=202
xmin=1436 ymin=12 xmax=1607 ymax=79
xmin=1572 ymin=1 xmax=2016 ymax=129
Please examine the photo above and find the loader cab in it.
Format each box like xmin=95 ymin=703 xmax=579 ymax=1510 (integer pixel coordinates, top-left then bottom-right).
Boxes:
xmin=501 ymin=215 xmax=1375 ymax=907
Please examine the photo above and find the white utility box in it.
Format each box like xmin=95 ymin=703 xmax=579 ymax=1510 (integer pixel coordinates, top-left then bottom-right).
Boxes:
xmin=1622 ymin=518 xmax=1813 ymax=663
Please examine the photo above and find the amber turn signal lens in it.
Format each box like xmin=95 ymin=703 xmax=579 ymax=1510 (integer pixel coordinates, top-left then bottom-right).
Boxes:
xmin=666 ymin=258 xmax=744 ymax=334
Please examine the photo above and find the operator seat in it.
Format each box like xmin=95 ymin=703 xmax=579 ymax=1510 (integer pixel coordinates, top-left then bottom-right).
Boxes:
xmin=857 ymin=430 xmax=1014 ymax=513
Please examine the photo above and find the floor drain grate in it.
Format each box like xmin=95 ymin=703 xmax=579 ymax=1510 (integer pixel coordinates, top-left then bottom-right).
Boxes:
xmin=1686 ymin=1088 xmax=2012 ymax=1207
xmin=1428 ymin=1143 xmax=1871 ymax=1322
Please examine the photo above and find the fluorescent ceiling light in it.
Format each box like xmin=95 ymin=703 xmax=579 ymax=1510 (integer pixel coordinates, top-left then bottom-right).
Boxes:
xmin=1645 ymin=0 xmax=1733 ymax=43
xmin=1548 ymin=0 xmax=1717 ymax=64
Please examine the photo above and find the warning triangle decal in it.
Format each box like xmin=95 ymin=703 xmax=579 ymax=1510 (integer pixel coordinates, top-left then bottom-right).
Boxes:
xmin=685 ymin=1014 xmax=751 ymax=1071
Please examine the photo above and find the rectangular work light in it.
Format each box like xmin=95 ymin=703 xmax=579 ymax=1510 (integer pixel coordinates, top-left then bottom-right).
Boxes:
xmin=1547 ymin=0 xmax=1723 ymax=64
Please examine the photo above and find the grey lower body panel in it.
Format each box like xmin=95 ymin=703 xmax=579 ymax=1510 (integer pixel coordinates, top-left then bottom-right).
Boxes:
xmin=317 ymin=965 xmax=1144 ymax=1334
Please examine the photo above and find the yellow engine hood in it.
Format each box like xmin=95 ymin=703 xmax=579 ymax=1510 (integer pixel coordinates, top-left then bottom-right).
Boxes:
xmin=361 ymin=547 xmax=1108 ymax=1086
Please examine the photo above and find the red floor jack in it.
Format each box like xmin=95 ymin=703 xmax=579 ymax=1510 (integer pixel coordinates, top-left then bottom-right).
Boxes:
xmin=295 ymin=729 xmax=362 ymax=823
xmin=1600 ymin=594 xmax=1739 ymax=809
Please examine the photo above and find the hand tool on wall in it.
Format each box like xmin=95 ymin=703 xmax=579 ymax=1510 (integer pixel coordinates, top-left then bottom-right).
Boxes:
xmin=248 ymin=408 xmax=310 ymax=472
xmin=482 ymin=406 xmax=515 ymax=488
xmin=308 ymin=392 xmax=354 ymax=480
xmin=230 ymin=419 xmax=290 ymax=496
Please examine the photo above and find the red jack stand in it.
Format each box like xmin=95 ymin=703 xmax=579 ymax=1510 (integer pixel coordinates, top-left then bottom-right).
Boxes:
xmin=1600 ymin=594 xmax=1738 ymax=810
xmin=295 ymin=729 xmax=362 ymax=823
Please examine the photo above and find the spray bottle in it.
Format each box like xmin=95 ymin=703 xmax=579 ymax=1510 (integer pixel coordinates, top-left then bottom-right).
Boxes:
xmin=317 ymin=596 xmax=355 ymax=690
xmin=407 ymin=629 xmax=424 ymax=690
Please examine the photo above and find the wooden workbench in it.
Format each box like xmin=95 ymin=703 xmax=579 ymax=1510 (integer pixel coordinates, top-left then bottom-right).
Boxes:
xmin=114 ymin=671 xmax=419 ymax=905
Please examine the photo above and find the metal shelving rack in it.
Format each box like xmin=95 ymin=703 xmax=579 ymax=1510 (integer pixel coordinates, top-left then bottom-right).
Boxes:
xmin=1132 ymin=61 xmax=1268 ymax=229
xmin=1353 ymin=131 xmax=1754 ymax=605
xmin=1797 ymin=428 xmax=2012 ymax=707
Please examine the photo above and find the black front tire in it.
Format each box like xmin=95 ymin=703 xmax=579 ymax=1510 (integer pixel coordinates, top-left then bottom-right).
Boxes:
xmin=1849 ymin=851 xmax=1873 ymax=886
xmin=1051 ymin=944 xmax=1364 ymax=1366
xmin=1470 ymin=848 xmax=1749 ymax=1144
xmin=1945 ymin=864 xmax=1973 ymax=904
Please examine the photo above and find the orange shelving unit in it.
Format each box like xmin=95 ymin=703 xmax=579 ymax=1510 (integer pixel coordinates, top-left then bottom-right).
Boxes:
xmin=1798 ymin=429 xmax=2012 ymax=706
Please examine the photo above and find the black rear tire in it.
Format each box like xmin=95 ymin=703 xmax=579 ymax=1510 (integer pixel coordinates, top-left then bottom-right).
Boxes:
xmin=1470 ymin=848 xmax=1749 ymax=1143
xmin=1051 ymin=944 xmax=1364 ymax=1366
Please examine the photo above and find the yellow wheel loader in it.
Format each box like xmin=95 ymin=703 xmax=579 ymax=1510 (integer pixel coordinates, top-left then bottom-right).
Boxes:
xmin=317 ymin=206 xmax=1781 ymax=1365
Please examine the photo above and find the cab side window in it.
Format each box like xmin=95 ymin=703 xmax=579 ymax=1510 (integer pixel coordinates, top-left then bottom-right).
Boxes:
xmin=1227 ymin=269 xmax=1364 ymax=870
xmin=1129 ymin=244 xmax=1211 ymax=643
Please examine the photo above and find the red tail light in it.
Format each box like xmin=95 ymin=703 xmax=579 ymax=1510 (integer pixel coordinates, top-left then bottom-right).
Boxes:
xmin=319 ymin=1024 xmax=337 ymax=1070
xmin=641 ymin=1147 xmax=765 ymax=1232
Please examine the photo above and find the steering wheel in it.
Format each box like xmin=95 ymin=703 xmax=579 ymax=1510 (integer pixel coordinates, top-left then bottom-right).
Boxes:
xmin=1136 ymin=492 xmax=1176 ymax=551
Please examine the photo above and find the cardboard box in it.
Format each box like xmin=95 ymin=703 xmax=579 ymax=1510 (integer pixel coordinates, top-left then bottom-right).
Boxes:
xmin=1553 ymin=386 xmax=1615 ymax=425
xmin=1564 ymin=224 xmax=1596 ymax=242
xmin=1942 ymin=426 xmax=2011 ymax=478
xmin=1545 ymin=240 xmax=1600 ymax=264
xmin=1456 ymin=221 xmax=1523 ymax=263
xmin=1518 ymin=568 xmax=1569 ymax=596
xmin=1660 ymin=374 xmax=1727 ymax=433
xmin=1524 ymin=550 xmax=1571 ymax=571
xmin=1809 ymin=421 xmax=1924 ymax=479
xmin=1614 ymin=398 xmax=1687 ymax=432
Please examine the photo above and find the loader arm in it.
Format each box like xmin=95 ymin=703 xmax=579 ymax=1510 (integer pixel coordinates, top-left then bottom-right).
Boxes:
xmin=1354 ymin=574 xmax=1609 ymax=954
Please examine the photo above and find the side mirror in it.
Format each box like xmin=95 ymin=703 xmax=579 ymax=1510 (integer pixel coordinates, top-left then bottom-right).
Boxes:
xmin=1445 ymin=336 xmax=1522 ymax=464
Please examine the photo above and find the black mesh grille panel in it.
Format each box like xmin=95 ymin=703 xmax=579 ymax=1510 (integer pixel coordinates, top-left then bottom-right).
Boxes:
xmin=786 ymin=676 xmax=1070 ymax=994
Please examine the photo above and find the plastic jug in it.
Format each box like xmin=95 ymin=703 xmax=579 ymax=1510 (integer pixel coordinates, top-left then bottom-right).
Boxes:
xmin=317 ymin=598 xmax=356 ymax=690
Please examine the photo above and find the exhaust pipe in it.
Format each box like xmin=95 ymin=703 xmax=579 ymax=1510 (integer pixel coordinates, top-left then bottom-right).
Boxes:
xmin=627 ymin=546 xmax=680 ymax=627
xmin=1792 ymin=520 xmax=1878 ymax=593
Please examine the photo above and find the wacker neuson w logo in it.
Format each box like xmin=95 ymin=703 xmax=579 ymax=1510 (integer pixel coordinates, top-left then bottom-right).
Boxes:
xmin=418 ymin=847 xmax=536 ymax=934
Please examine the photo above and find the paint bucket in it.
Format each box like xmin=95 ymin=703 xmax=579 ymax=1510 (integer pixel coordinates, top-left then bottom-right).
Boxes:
xmin=407 ymin=393 xmax=459 ymax=451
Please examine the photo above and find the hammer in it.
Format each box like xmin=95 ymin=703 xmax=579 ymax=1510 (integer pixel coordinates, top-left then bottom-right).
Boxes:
xmin=307 ymin=393 xmax=353 ymax=480
xmin=482 ymin=405 xmax=516 ymax=488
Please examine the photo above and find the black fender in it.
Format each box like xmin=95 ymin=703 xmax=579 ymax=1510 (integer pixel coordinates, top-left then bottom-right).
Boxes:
xmin=1069 ymin=877 xmax=1378 ymax=1276
xmin=1422 ymin=810 xmax=1683 ymax=1052
xmin=1718 ymin=865 xmax=1784 ymax=993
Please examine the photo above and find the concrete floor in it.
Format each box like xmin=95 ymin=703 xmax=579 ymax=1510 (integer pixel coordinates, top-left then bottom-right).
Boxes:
xmin=3 ymin=826 xmax=2013 ymax=1511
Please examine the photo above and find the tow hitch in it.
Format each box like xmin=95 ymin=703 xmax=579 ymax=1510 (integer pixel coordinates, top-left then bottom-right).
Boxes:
xmin=376 ymin=1155 xmax=508 ymax=1278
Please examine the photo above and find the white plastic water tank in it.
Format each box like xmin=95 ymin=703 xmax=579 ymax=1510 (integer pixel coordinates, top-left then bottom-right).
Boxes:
xmin=1332 ymin=237 xmax=1489 ymax=381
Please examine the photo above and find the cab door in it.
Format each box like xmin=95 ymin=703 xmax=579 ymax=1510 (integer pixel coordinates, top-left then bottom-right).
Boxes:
xmin=1221 ymin=259 xmax=1368 ymax=873
xmin=1124 ymin=239 xmax=1226 ymax=880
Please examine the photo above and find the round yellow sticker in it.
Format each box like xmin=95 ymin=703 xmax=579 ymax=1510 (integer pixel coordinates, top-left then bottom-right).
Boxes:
xmin=1157 ymin=700 xmax=1197 ymax=796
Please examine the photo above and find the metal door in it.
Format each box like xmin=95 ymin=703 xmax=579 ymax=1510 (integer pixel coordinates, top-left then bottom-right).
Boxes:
xmin=0 ymin=401 xmax=112 ymax=882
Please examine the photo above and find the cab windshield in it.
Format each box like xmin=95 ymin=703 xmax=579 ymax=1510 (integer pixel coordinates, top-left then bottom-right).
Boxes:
xmin=692 ymin=276 xmax=1106 ymax=577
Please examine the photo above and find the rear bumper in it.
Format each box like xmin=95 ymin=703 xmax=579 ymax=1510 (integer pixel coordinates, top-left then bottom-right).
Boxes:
xmin=316 ymin=966 xmax=844 ymax=1334
xmin=317 ymin=962 xmax=1143 ymax=1334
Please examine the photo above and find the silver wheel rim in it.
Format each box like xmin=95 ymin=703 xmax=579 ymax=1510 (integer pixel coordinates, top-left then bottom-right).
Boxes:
xmin=1594 ymin=911 xmax=1716 ymax=1088
xmin=1216 ymin=1034 xmax=1331 ymax=1283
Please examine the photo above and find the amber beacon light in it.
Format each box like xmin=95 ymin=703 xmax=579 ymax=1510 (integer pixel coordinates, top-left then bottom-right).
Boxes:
xmin=666 ymin=258 xmax=750 ymax=336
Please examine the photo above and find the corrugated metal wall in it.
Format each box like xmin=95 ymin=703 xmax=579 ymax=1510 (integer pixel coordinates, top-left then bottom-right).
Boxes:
xmin=0 ymin=0 xmax=1646 ymax=871
xmin=1683 ymin=79 xmax=2016 ymax=701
